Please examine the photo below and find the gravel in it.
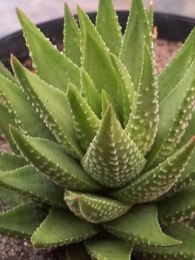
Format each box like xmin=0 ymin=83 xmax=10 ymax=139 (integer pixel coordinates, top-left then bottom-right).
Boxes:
xmin=0 ymin=39 xmax=182 ymax=259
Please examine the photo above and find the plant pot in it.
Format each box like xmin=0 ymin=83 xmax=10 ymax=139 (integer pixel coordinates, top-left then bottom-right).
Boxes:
xmin=0 ymin=10 xmax=195 ymax=260
xmin=0 ymin=12 xmax=195 ymax=71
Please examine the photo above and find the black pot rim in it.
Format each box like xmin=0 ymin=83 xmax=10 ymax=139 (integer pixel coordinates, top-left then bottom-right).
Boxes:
xmin=0 ymin=11 xmax=195 ymax=69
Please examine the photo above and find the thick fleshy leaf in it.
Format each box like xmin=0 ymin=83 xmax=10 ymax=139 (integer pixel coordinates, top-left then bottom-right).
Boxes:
xmin=67 ymin=84 xmax=100 ymax=151
xmin=78 ymin=7 xmax=128 ymax=123
xmin=64 ymin=4 xmax=81 ymax=66
xmin=81 ymin=70 xmax=101 ymax=117
xmin=147 ymin=71 xmax=195 ymax=168
xmin=140 ymin=223 xmax=195 ymax=260
xmin=0 ymin=61 xmax=16 ymax=83
xmin=0 ymin=186 xmax=26 ymax=208
xmin=0 ymin=203 xmax=47 ymax=238
xmin=96 ymin=0 xmax=122 ymax=55
xmin=126 ymin=45 xmax=159 ymax=155
xmin=82 ymin=107 xmax=146 ymax=188
xmin=120 ymin=0 xmax=151 ymax=88
xmin=0 ymin=166 xmax=65 ymax=208
xmin=65 ymin=191 xmax=129 ymax=223
xmin=17 ymin=8 xmax=80 ymax=91
xmin=12 ymin=56 xmax=83 ymax=159
xmin=101 ymin=90 xmax=113 ymax=117
xmin=0 ymin=73 xmax=52 ymax=139
xmin=0 ymin=103 xmax=19 ymax=153
xmin=10 ymin=127 xmax=101 ymax=192
xmin=104 ymin=204 xmax=179 ymax=247
xmin=110 ymin=54 xmax=134 ymax=127
xmin=152 ymin=80 xmax=195 ymax=165
xmin=112 ymin=137 xmax=195 ymax=204
xmin=0 ymin=152 xmax=26 ymax=171
xmin=31 ymin=208 xmax=99 ymax=248
xmin=85 ymin=238 xmax=132 ymax=260
xmin=159 ymin=29 xmax=195 ymax=103
xmin=159 ymin=184 xmax=195 ymax=224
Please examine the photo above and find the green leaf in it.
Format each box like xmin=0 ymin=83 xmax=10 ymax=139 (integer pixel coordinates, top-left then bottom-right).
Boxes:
xmin=126 ymin=45 xmax=159 ymax=155
xmin=110 ymin=54 xmax=134 ymax=127
xmin=0 ymin=186 xmax=26 ymax=208
xmin=0 ymin=72 xmax=53 ymax=139
xmin=0 ymin=103 xmax=19 ymax=153
xmin=147 ymin=67 xmax=195 ymax=168
xmin=0 ymin=203 xmax=47 ymax=238
xmin=64 ymin=4 xmax=81 ymax=66
xmin=112 ymin=137 xmax=195 ymax=204
xmin=31 ymin=208 xmax=99 ymax=248
xmin=10 ymin=127 xmax=101 ymax=192
xmin=120 ymin=0 xmax=151 ymax=88
xmin=82 ymin=107 xmax=146 ymax=188
xmin=78 ymin=7 xmax=128 ymax=123
xmin=158 ymin=29 xmax=195 ymax=103
xmin=65 ymin=191 xmax=129 ymax=224
xmin=85 ymin=238 xmax=132 ymax=260
xmin=96 ymin=0 xmax=122 ymax=55
xmin=0 ymin=166 xmax=66 ymax=208
xmin=12 ymin=56 xmax=83 ymax=159
xmin=0 ymin=61 xmax=16 ymax=83
xmin=0 ymin=151 xmax=26 ymax=171
xmin=67 ymin=84 xmax=100 ymax=151
xmin=101 ymin=90 xmax=113 ymax=117
xmin=151 ymin=79 xmax=195 ymax=166
xmin=159 ymin=184 xmax=195 ymax=224
xmin=17 ymin=8 xmax=80 ymax=91
xmin=146 ymin=1 xmax=154 ymax=31
xmin=140 ymin=223 xmax=195 ymax=260
xmin=104 ymin=204 xmax=180 ymax=247
xmin=81 ymin=70 xmax=101 ymax=117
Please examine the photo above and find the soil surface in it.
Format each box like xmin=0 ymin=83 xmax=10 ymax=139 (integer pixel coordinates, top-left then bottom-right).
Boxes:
xmin=0 ymin=39 xmax=182 ymax=259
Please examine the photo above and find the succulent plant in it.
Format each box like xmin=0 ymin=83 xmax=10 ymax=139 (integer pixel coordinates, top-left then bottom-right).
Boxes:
xmin=1 ymin=0 xmax=195 ymax=258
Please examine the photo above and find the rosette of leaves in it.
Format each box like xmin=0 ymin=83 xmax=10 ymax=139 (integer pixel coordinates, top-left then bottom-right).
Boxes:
xmin=1 ymin=0 xmax=195 ymax=259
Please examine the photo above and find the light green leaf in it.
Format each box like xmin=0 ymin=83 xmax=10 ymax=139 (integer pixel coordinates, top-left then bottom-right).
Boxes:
xmin=104 ymin=204 xmax=180 ymax=247
xmin=126 ymin=45 xmax=159 ymax=155
xmin=82 ymin=107 xmax=146 ymax=188
xmin=0 ymin=72 xmax=53 ymax=139
xmin=0 ymin=203 xmax=47 ymax=238
xmin=159 ymin=184 xmax=195 ymax=224
xmin=0 ymin=61 xmax=16 ymax=83
xmin=120 ymin=0 xmax=151 ymax=88
xmin=0 ymin=166 xmax=66 ymax=208
xmin=96 ymin=0 xmax=122 ymax=55
xmin=85 ymin=238 xmax=132 ymax=260
xmin=78 ymin=7 xmax=128 ymax=123
xmin=68 ymin=84 xmax=100 ymax=151
xmin=158 ymin=29 xmax=195 ymax=103
xmin=0 ymin=103 xmax=19 ymax=153
xmin=64 ymin=4 xmax=81 ymax=66
xmin=110 ymin=54 xmax=134 ymax=127
xmin=140 ymin=223 xmax=195 ymax=260
xmin=0 ymin=152 xmax=26 ymax=171
xmin=81 ymin=70 xmax=101 ymax=117
xmin=31 ymin=208 xmax=99 ymax=248
xmin=10 ymin=127 xmax=101 ymax=192
xmin=17 ymin=8 xmax=80 ymax=91
xmin=112 ymin=137 xmax=195 ymax=204
xmin=65 ymin=191 xmax=129 ymax=224
xmin=12 ymin=56 xmax=83 ymax=159
xmin=0 ymin=186 xmax=26 ymax=208
xmin=147 ymin=67 xmax=195 ymax=168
